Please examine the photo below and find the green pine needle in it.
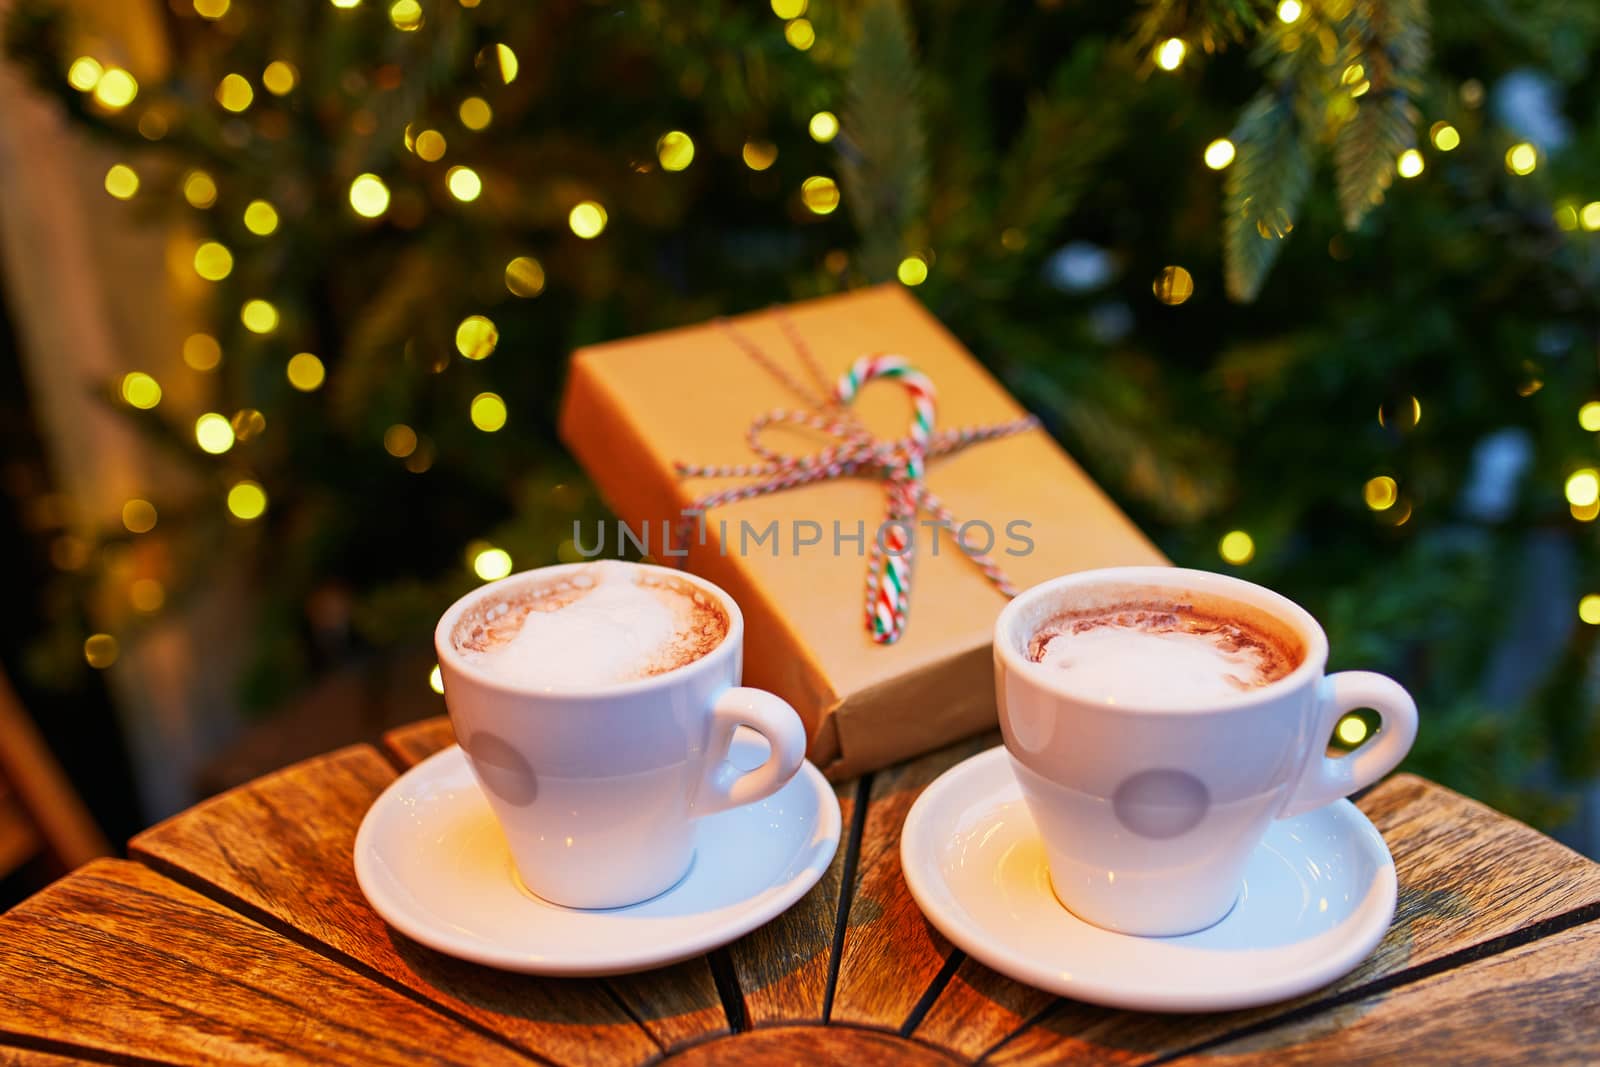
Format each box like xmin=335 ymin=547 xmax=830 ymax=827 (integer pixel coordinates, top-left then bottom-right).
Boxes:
xmin=1224 ymin=92 xmax=1314 ymax=303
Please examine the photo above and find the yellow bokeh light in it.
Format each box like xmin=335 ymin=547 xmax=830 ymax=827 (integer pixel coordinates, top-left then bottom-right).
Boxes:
xmin=331 ymin=0 xmax=361 ymax=8
xmin=1555 ymin=203 xmax=1579 ymax=231
xmin=1336 ymin=715 xmax=1369 ymax=745
xmin=121 ymin=498 xmax=157 ymax=533
xmin=1430 ymin=122 xmax=1460 ymax=151
xmin=1580 ymin=202 xmax=1600 ymax=232
xmin=470 ymin=392 xmax=507 ymax=432
xmin=241 ymin=299 xmax=279 ymax=334
xmin=1397 ymin=149 xmax=1424 ymax=179
xmin=459 ymin=96 xmax=492 ymax=130
xmin=84 ymin=634 xmax=119 ymax=669
xmin=1364 ymin=475 xmax=1398 ymax=511
xmin=1155 ymin=38 xmax=1186 ymax=72
xmin=389 ymin=0 xmax=423 ymax=30
xmin=122 ymin=372 xmax=162 ymax=410
xmin=139 ymin=112 xmax=168 ymax=140
xmin=785 ymin=18 xmax=816 ymax=50
xmin=216 ymin=73 xmax=254 ymax=113
xmin=429 ymin=664 xmax=444 ymax=694
xmin=243 ymin=199 xmax=279 ymax=235
xmin=94 ymin=68 xmax=138 ymax=109
xmin=286 ymin=352 xmax=326 ymax=392
xmin=1580 ymin=401 xmax=1600 ymax=432
xmin=505 ymin=256 xmax=545 ymax=297
xmin=227 ymin=480 xmax=268 ymax=521
xmin=1276 ymin=0 xmax=1303 ymax=22
xmin=194 ymin=412 xmax=235 ymax=455
xmin=414 ymin=129 xmax=446 ymax=161
xmin=193 ymin=241 xmax=234 ymax=281
xmin=801 ymin=175 xmax=840 ymax=215
xmin=183 ymin=170 xmax=218 ymax=209
xmin=1219 ymin=530 xmax=1255 ymax=565
xmin=742 ymin=140 xmax=778 ymax=171
xmin=494 ymin=43 xmax=519 ymax=83
xmin=384 ymin=424 xmax=418 ymax=458
xmin=67 ymin=57 xmax=103 ymax=92
xmin=771 ymin=0 xmax=806 ymax=17
xmin=263 ymin=60 xmax=298 ymax=96
xmin=1573 ymin=500 xmax=1599 ymax=522
xmin=568 ymin=200 xmax=607 ymax=237
xmin=104 ymin=163 xmax=139 ymax=200
xmin=349 ymin=173 xmax=391 ymax=218
xmin=455 ymin=315 xmax=499 ymax=360
xmin=657 ymin=131 xmax=695 ymax=171
xmin=473 ymin=546 xmax=513 ymax=581
xmin=1581 ymin=595 xmax=1600 ymax=624
xmin=447 ymin=166 xmax=483 ymax=202
xmin=183 ymin=334 xmax=222 ymax=371
xmin=1566 ymin=469 xmax=1600 ymax=507
xmin=1204 ymin=138 xmax=1235 ymax=170
xmin=232 ymin=408 xmax=266 ymax=440
xmin=897 ymin=255 xmax=929 ymax=286
xmin=1506 ymin=142 xmax=1537 ymax=176
xmin=194 ymin=0 xmax=229 ymax=19
xmin=809 ymin=111 xmax=839 ymax=143
xmin=1153 ymin=265 xmax=1194 ymax=305
xmin=130 ymin=578 xmax=165 ymax=614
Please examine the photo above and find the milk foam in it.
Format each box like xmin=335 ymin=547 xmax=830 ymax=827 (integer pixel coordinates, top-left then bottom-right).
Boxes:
xmin=1028 ymin=607 xmax=1294 ymax=705
xmin=462 ymin=561 xmax=716 ymax=689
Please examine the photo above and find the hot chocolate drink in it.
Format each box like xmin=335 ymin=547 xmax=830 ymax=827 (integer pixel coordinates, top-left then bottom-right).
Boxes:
xmin=1025 ymin=597 xmax=1302 ymax=705
xmin=453 ymin=560 xmax=729 ymax=688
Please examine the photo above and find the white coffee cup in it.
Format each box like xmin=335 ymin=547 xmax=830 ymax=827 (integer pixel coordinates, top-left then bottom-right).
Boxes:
xmin=434 ymin=562 xmax=809 ymax=909
xmin=993 ymin=565 xmax=1418 ymax=937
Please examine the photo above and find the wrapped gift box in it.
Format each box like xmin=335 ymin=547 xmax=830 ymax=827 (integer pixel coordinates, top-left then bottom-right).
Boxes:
xmin=560 ymin=285 xmax=1166 ymax=778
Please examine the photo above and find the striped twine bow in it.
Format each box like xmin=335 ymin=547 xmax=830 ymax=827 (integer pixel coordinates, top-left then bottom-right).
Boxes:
xmin=673 ymin=319 xmax=1039 ymax=645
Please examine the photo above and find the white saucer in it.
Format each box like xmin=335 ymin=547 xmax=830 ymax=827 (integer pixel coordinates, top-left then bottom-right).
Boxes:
xmin=354 ymin=733 xmax=841 ymax=975
xmin=901 ymin=747 xmax=1397 ymax=1012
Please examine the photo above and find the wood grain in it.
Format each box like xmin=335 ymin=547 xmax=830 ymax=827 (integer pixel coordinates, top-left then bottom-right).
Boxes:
xmin=0 ymin=1046 xmax=107 ymax=1066
xmin=659 ymin=1025 xmax=965 ymax=1066
xmin=727 ymin=778 xmax=857 ymax=1026
xmin=0 ymin=860 xmax=533 ymax=1066
xmin=381 ymin=717 xmax=456 ymax=768
xmin=955 ymin=774 xmax=1600 ymax=1066
xmin=1163 ymin=919 xmax=1600 ymax=1066
xmin=378 ymin=719 xmax=731 ymax=1052
xmin=829 ymin=733 xmax=998 ymax=1030
xmin=130 ymin=744 xmax=662 ymax=1067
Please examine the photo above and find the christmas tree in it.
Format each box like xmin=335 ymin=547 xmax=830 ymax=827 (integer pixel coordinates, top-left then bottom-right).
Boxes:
xmin=7 ymin=0 xmax=1600 ymax=829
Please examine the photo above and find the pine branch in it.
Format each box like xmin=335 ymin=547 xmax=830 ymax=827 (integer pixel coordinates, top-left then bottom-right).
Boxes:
xmin=1331 ymin=0 xmax=1430 ymax=230
xmin=839 ymin=0 xmax=927 ymax=283
xmin=1224 ymin=91 xmax=1314 ymax=303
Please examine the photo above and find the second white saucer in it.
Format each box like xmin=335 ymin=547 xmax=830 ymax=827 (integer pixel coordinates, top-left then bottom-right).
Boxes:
xmin=354 ymin=732 xmax=841 ymax=975
xmin=901 ymin=746 xmax=1397 ymax=1012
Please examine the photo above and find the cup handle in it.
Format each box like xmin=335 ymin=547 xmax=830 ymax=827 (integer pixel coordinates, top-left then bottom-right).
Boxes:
xmin=1279 ymin=670 xmax=1418 ymax=818
xmin=692 ymin=687 xmax=809 ymax=818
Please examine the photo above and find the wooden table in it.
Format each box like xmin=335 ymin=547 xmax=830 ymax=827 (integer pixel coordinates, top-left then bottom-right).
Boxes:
xmin=2 ymin=719 xmax=1598 ymax=1065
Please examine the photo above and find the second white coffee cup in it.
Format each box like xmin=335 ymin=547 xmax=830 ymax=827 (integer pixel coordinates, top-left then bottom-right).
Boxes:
xmin=435 ymin=562 xmax=809 ymax=910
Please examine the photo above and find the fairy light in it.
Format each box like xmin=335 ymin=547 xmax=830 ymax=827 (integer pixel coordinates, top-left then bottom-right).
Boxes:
xmin=1565 ymin=469 xmax=1599 ymax=508
xmin=1579 ymin=402 xmax=1600 ymax=432
xmin=244 ymin=200 xmax=279 ymax=235
xmin=785 ymin=18 xmax=816 ymax=50
xmin=455 ymin=315 xmax=499 ymax=359
xmin=215 ymin=73 xmax=254 ymax=113
xmin=1276 ymin=0 xmax=1303 ymax=22
xmin=429 ymin=664 xmax=445 ymax=693
xmin=1430 ymin=122 xmax=1460 ymax=151
xmin=183 ymin=334 xmax=222 ymax=371
xmin=286 ymin=353 xmax=325 ymax=391
xmin=771 ymin=0 xmax=805 ymax=16
xmin=183 ymin=171 xmax=218 ymax=209
xmin=241 ymin=299 xmax=279 ymax=334
xmin=349 ymin=173 xmax=390 ymax=218
xmin=458 ymin=97 xmax=492 ymax=130
xmin=473 ymin=546 xmax=513 ymax=581
xmin=384 ymin=424 xmax=418 ymax=458
xmin=1204 ymin=139 xmax=1235 ymax=170
xmin=1506 ymin=143 xmax=1537 ymax=176
xmin=1153 ymin=266 xmax=1194 ymax=305
xmin=389 ymin=0 xmax=423 ymax=30
xmin=1397 ymin=149 xmax=1424 ymax=179
xmin=809 ymin=111 xmax=839 ymax=143
xmin=801 ymin=176 xmax=840 ymax=215
xmin=130 ymin=578 xmax=165 ymax=614
xmin=742 ymin=140 xmax=778 ymax=171
xmin=1580 ymin=202 xmax=1600 ymax=232
xmin=657 ymin=131 xmax=695 ymax=171
xmin=194 ymin=0 xmax=230 ymax=17
xmin=263 ymin=60 xmax=298 ymax=95
xmin=897 ymin=255 xmax=929 ymax=286
xmin=491 ymin=43 xmax=518 ymax=83
xmin=470 ymin=392 xmax=507 ymax=432
xmin=414 ymin=129 xmax=446 ymax=161
xmin=227 ymin=481 xmax=268 ymax=521
xmin=1581 ymin=595 xmax=1600 ymax=625
xmin=330 ymin=0 xmax=360 ymax=8
xmin=1155 ymin=38 xmax=1186 ymax=72
xmin=121 ymin=498 xmax=157 ymax=533
xmin=232 ymin=409 xmax=267 ymax=440
xmin=1219 ymin=530 xmax=1255 ymax=565
xmin=1364 ymin=476 xmax=1398 ymax=511
xmin=1336 ymin=715 xmax=1369 ymax=745
xmin=447 ymin=166 xmax=483 ymax=201
xmin=93 ymin=68 xmax=138 ymax=109
xmin=504 ymin=256 xmax=545 ymax=297
xmin=66 ymin=57 xmax=103 ymax=91
xmin=104 ymin=164 xmax=139 ymax=200
xmin=193 ymin=242 xmax=234 ymax=281
xmin=569 ymin=200 xmax=607 ymax=237
xmin=121 ymin=372 xmax=162 ymax=409
xmin=84 ymin=634 xmax=119 ymax=669
xmin=194 ymin=413 xmax=235 ymax=455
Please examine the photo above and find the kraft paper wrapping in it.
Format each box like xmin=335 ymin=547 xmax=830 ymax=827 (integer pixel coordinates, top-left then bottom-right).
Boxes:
xmin=559 ymin=285 xmax=1167 ymax=778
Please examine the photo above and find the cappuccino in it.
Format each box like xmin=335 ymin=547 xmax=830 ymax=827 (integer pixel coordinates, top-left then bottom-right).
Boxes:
xmin=454 ymin=560 xmax=728 ymax=688
xmin=1025 ymin=599 xmax=1301 ymax=705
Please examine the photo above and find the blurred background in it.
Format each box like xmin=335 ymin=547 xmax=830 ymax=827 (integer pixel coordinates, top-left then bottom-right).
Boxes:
xmin=2 ymin=0 xmax=1599 ymax=903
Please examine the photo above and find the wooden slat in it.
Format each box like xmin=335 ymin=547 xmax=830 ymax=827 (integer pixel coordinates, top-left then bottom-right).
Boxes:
xmin=0 ymin=860 xmax=532 ymax=1066
xmin=928 ymin=773 xmax=1600 ymax=1065
xmin=378 ymin=720 xmax=730 ymax=1053
xmin=0 ymin=792 xmax=41 ymax=879
xmin=657 ymin=1025 xmax=965 ymax=1066
xmin=0 ymin=671 xmax=109 ymax=871
xmin=727 ymin=778 xmax=857 ymax=1026
xmin=1162 ymin=919 xmax=1600 ymax=1066
xmin=381 ymin=717 xmax=456 ymax=767
xmin=829 ymin=733 xmax=999 ymax=1030
xmin=130 ymin=744 xmax=663 ymax=1067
